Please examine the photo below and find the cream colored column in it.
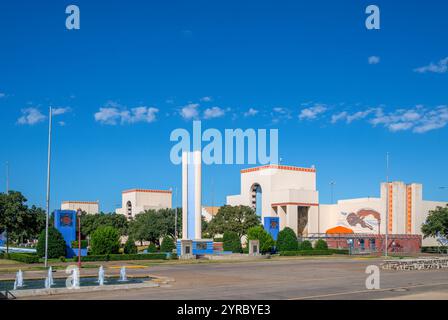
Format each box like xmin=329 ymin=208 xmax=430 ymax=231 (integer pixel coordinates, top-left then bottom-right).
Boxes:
xmin=194 ymin=150 xmax=202 ymax=240
xmin=181 ymin=151 xmax=188 ymax=240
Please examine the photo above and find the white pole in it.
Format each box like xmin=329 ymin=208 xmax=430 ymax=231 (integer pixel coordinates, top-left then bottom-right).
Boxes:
xmin=44 ymin=107 xmax=52 ymax=268
xmin=385 ymin=152 xmax=389 ymax=257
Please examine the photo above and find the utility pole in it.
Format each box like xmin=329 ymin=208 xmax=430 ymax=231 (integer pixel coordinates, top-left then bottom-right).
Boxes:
xmin=385 ymin=152 xmax=389 ymax=257
xmin=174 ymin=187 xmax=178 ymax=242
xmin=44 ymin=107 xmax=52 ymax=268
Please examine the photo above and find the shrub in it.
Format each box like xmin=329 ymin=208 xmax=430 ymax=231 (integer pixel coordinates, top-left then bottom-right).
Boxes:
xmin=279 ymin=250 xmax=333 ymax=256
xmin=59 ymin=256 xmax=66 ymax=262
xmin=276 ymin=227 xmax=298 ymax=252
xmin=314 ymin=239 xmax=328 ymax=250
xmin=298 ymin=240 xmax=313 ymax=251
xmin=147 ymin=243 xmax=158 ymax=253
xmin=90 ymin=226 xmax=120 ymax=255
xmin=3 ymin=253 xmax=39 ymax=263
xmin=247 ymin=226 xmax=275 ymax=254
xmin=213 ymin=237 xmax=223 ymax=242
xmin=160 ymin=237 xmax=176 ymax=253
xmin=36 ymin=227 xmax=66 ymax=258
xmin=124 ymin=237 xmax=138 ymax=254
xmin=71 ymin=240 xmax=88 ymax=249
xmin=223 ymin=231 xmax=242 ymax=253
xmin=77 ymin=253 xmax=167 ymax=262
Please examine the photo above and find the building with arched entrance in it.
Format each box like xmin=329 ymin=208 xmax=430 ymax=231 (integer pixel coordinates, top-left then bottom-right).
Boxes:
xmin=227 ymin=164 xmax=447 ymax=247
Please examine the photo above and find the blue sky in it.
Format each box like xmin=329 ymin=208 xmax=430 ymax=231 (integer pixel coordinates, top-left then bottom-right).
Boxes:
xmin=1 ymin=0 xmax=447 ymax=212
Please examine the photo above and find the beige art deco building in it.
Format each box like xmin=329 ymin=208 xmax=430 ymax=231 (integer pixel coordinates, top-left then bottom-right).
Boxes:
xmin=115 ymin=189 xmax=172 ymax=219
xmin=61 ymin=201 xmax=99 ymax=214
xmin=227 ymin=164 xmax=447 ymax=246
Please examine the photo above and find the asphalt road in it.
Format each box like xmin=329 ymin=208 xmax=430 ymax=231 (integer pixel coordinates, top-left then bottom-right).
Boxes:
xmin=20 ymin=257 xmax=448 ymax=300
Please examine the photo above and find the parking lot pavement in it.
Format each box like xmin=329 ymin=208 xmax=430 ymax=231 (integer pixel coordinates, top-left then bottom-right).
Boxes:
xmin=20 ymin=257 xmax=448 ymax=300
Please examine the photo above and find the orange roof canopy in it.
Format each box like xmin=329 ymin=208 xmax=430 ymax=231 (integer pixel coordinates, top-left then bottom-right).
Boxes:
xmin=326 ymin=226 xmax=354 ymax=234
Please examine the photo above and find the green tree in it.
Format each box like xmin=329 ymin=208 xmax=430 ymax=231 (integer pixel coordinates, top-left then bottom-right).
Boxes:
xmin=422 ymin=205 xmax=448 ymax=238
xmin=247 ymin=226 xmax=275 ymax=253
xmin=147 ymin=242 xmax=158 ymax=253
xmin=0 ymin=191 xmax=29 ymax=253
xmin=90 ymin=226 xmax=120 ymax=255
xmin=128 ymin=208 xmax=182 ymax=245
xmin=206 ymin=205 xmax=260 ymax=238
xmin=36 ymin=226 xmax=66 ymax=258
xmin=314 ymin=239 xmax=328 ymax=250
xmin=123 ymin=237 xmax=137 ymax=254
xmin=223 ymin=231 xmax=242 ymax=253
xmin=80 ymin=212 xmax=128 ymax=238
xmin=276 ymin=227 xmax=298 ymax=251
xmin=298 ymin=240 xmax=313 ymax=250
xmin=160 ymin=236 xmax=176 ymax=252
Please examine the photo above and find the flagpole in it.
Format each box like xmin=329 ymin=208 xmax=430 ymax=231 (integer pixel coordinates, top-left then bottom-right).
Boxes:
xmin=44 ymin=107 xmax=52 ymax=268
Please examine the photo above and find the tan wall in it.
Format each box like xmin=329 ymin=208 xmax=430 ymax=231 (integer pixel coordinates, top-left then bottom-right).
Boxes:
xmin=61 ymin=201 xmax=99 ymax=214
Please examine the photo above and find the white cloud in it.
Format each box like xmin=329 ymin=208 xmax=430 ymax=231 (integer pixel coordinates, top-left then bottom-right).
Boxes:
xmin=200 ymin=96 xmax=212 ymax=102
xmin=52 ymin=107 xmax=71 ymax=116
xmin=414 ymin=57 xmax=448 ymax=74
xmin=369 ymin=105 xmax=448 ymax=133
xmin=58 ymin=121 xmax=66 ymax=127
xmin=368 ymin=56 xmax=380 ymax=65
xmin=299 ymin=104 xmax=327 ymax=120
xmin=180 ymin=103 xmax=200 ymax=120
xmin=203 ymin=106 xmax=225 ymax=119
xmin=331 ymin=111 xmax=348 ymax=123
xmin=244 ymin=108 xmax=259 ymax=117
xmin=17 ymin=108 xmax=46 ymax=125
xmin=0 ymin=93 xmax=5 ymax=98
xmin=94 ymin=105 xmax=159 ymax=125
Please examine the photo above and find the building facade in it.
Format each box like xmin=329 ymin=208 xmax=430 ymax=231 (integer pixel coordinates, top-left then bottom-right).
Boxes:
xmin=61 ymin=201 xmax=99 ymax=214
xmin=115 ymin=189 xmax=172 ymax=219
xmin=227 ymin=164 xmax=447 ymax=247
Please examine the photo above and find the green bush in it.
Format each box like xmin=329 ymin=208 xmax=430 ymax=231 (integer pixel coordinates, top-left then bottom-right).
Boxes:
xmin=77 ymin=253 xmax=167 ymax=262
xmin=147 ymin=243 xmax=158 ymax=253
xmin=71 ymin=240 xmax=88 ymax=249
xmin=213 ymin=237 xmax=223 ymax=242
xmin=2 ymin=253 xmax=40 ymax=263
xmin=298 ymin=240 xmax=313 ymax=251
xmin=171 ymin=253 xmax=178 ymax=260
xmin=36 ymin=227 xmax=66 ymax=258
xmin=329 ymin=248 xmax=349 ymax=255
xmin=314 ymin=239 xmax=328 ymax=250
xmin=160 ymin=237 xmax=176 ymax=253
xmin=90 ymin=226 xmax=120 ymax=255
xmin=223 ymin=231 xmax=242 ymax=253
xmin=247 ymin=226 xmax=275 ymax=253
xmin=279 ymin=250 xmax=333 ymax=256
xmin=124 ymin=237 xmax=138 ymax=254
xmin=276 ymin=227 xmax=298 ymax=252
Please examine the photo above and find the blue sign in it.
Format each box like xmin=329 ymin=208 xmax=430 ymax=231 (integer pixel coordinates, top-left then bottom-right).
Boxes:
xmin=54 ymin=210 xmax=77 ymax=258
xmin=264 ymin=217 xmax=280 ymax=241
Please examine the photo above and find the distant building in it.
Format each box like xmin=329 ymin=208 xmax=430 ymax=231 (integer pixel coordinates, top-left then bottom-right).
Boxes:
xmin=61 ymin=201 xmax=99 ymax=214
xmin=202 ymin=206 xmax=220 ymax=222
xmin=115 ymin=189 xmax=172 ymax=219
xmin=227 ymin=164 xmax=448 ymax=247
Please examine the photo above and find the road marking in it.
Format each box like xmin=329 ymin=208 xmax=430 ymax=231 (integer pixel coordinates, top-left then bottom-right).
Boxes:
xmin=288 ymin=282 xmax=448 ymax=300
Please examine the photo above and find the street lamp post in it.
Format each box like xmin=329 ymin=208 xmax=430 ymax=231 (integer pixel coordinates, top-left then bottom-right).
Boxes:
xmin=44 ymin=107 xmax=52 ymax=268
xmin=77 ymin=209 xmax=82 ymax=269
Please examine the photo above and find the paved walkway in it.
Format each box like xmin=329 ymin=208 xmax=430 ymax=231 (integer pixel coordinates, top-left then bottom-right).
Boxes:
xmin=12 ymin=257 xmax=448 ymax=300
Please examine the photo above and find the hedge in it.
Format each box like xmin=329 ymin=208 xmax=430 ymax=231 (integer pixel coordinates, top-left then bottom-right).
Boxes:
xmin=422 ymin=246 xmax=448 ymax=253
xmin=76 ymin=253 xmax=167 ymax=262
xmin=279 ymin=250 xmax=333 ymax=256
xmin=1 ymin=253 xmax=40 ymax=263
